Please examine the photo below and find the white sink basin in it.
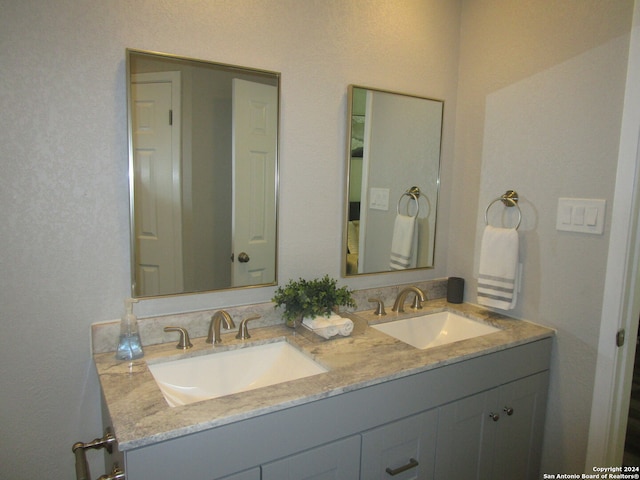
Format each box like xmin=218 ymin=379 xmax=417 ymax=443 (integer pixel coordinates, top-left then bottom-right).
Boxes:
xmin=148 ymin=341 xmax=328 ymax=407
xmin=372 ymin=311 xmax=500 ymax=350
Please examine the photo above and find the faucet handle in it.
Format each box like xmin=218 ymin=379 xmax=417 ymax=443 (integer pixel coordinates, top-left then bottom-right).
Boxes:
xmin=236 ymin=315 xmax=261 ymax=340
xmin=164 ymin=326 xmax=193 ymax=350
xmin=368 ymin=298 xmax=387 ymax=316
xmin=410 ymin=295 xmax=424 ymax=310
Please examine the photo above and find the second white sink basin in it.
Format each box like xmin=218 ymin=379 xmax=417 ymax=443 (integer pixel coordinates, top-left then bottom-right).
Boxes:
xmin=148 ymin=341 xmax=328 ymax=407
xmin=372 ymin=311 xmax=500 ymax=350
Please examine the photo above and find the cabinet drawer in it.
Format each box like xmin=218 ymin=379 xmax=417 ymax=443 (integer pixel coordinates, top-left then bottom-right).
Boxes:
xmin=261 ymin=435 xmax=361 ymax=480
xmin=361 ymin=410 xmax=437 ymax=479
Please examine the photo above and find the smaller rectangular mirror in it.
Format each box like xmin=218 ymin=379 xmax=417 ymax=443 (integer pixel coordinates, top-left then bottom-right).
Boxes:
xmin=127 ymin=49 xmax=280 ymax=297
xmin=343 ymin=86 xmax=443 ymax=276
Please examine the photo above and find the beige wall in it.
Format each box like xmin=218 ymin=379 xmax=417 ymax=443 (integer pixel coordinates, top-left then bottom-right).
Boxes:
xmin=0 ymin=0 xmax=635 ymax=477
xmin=451 ymin=0 xmax=634 ymax=472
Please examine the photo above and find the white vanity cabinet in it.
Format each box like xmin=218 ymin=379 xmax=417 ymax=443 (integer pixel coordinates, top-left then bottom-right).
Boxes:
xmin=112 ymin=338 xmax=552 ymax=480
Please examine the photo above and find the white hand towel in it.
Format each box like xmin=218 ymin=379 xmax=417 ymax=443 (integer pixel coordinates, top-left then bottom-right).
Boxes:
xmin=302 ymin=316 xmax=339 ymax=339
xmin=477 ymin=226 xmax=519 ymax=310
xmin=390 ymin=214 xmax=417 ymax=270
xmin=327 ymin=313 xmax=354 ymax=336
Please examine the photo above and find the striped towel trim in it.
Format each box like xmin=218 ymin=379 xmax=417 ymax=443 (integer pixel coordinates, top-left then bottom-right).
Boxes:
xmin=477 ymin=273 xmax=515 ymax=307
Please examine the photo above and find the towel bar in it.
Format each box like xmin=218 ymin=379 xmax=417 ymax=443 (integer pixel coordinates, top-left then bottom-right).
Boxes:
xmin=72 ymin=427 xmax=124 ymax=480
xmin=484 ymin=190 xmax=522 ymax=230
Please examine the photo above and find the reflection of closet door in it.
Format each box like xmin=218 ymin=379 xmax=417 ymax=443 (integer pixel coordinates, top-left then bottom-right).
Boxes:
xmin=231 ymin=79 xmax=277 ymax=287
xmin=131 ymin=72 xmax=183 ymax=296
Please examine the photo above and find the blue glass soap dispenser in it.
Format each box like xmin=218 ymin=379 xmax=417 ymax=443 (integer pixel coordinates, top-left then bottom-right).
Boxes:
xmin=116 ymin=298 xmax=144 ymax=360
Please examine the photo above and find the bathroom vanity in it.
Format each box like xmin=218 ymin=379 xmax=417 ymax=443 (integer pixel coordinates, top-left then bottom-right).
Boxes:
xmin=94 ymin=300 xmax=553 ymax=479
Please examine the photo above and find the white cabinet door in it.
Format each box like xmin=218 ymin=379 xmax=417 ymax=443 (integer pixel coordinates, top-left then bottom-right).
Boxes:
xmin=493 ymin=371 xmax=549 ymax=480
xmin=435 ymin=372 xmax=549 ymax=480
xmin=435 ymin=388 xmax=498 ymax=479
xmin=261 ymin=435 xmax=360 ymax=480
xmin=360 ymin=410 xmax=438 ymax=479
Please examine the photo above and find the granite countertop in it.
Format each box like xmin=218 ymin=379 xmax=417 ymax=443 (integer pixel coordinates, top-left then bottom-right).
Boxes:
xmin=94 ymin=299 xmax=554 ymax=451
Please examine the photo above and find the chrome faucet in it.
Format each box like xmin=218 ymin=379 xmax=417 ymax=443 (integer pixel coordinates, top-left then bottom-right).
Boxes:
xmin=206 ymin=310 xmax=236 ymax=344
xmin=392 ymin=286 xmax=427 ymax=313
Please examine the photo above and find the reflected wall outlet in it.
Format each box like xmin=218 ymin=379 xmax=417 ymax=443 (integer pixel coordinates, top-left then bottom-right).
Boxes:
xmin=370 ymin=188 xmax=390 ymax=211
xmin=556 ymin=198 xmax=606 ymax=234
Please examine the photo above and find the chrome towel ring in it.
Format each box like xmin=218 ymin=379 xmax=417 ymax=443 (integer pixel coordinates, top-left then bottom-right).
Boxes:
xmin=484 ymin=189 xmax=522 ymax=230
xmin=397 ymin=186 xmax=421 ymax=217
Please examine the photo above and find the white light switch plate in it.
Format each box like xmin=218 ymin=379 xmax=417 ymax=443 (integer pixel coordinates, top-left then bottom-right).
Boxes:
xmin=369 ymin=188 xmax=390 ymax=211
xmin=556 ymin=198 xmax=606 ymax=234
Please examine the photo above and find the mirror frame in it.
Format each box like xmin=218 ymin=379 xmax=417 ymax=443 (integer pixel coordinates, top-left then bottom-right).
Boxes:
xmin=342 ymin=84 xmax=443 ymax=277
xmin=126 ymin=49 xmax=280 ymax=298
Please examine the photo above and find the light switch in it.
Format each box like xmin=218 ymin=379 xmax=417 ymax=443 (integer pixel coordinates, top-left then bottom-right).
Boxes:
xmin=556 ymin=198 xmax=606 ymax=234
xmin=560 ymin=205 xmax=572 ymax=224
xmin=573 ymin=206 xmax=585 ymax=225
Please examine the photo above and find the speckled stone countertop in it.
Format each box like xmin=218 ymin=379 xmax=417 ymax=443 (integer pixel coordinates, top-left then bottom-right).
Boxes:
xmin=94 ymin=300 xmax=554 ymax=451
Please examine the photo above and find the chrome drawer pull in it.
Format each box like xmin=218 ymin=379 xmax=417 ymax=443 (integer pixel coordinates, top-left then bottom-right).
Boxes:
xmin=385 ymin=457 xmax=419 ymax=476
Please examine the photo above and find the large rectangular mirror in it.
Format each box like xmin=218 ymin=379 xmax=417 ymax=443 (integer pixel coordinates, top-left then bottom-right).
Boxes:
xmin=343 ymin=85 xmax=443 ymax=276
xmin=127 ymin=49 xmax=279 ymax=297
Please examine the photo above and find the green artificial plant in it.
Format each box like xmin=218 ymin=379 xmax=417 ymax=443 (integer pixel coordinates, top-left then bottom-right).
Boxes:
xmin=272 ymin=275 xmax=357 ymax=323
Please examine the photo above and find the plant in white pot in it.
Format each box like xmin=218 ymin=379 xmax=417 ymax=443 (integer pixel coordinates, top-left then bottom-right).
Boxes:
xmin=272 ymin=275 xmax=357 ymax=328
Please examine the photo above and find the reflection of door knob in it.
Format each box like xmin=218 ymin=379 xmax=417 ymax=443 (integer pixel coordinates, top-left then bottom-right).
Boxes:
xmin=238 ymin=252 xmax=250 ymax=263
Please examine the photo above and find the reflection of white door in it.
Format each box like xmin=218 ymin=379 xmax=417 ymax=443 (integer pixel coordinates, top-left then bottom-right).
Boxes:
xmin=232 ymin=79 xmax=277 ymax=286
xmin=131 ymin=72 xmax=182 ymax=296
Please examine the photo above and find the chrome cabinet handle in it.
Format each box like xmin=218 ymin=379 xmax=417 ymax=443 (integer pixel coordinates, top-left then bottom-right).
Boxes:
xmin=504 ymin=406 xmax=514 ymax=416
xmin=385 ymin=458 xmax=419 ymax=476
xmin=489 ymin=412 xmax=500 ymax=422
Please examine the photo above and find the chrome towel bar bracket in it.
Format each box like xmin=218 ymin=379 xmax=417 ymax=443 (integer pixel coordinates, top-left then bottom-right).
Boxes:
xmin=484 ymin=189 xmax=522 ymax=230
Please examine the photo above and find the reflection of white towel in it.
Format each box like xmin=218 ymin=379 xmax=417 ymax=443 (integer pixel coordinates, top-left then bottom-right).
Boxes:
xmin=390 ymin=214 xmax=417 ymax=270
xmin=477 ymin=226 xmax=519 ymax=310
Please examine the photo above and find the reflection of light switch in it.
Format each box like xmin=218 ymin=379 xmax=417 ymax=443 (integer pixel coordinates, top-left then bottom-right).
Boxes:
xmin=369 ymin=188 xmax=390 ymax=211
